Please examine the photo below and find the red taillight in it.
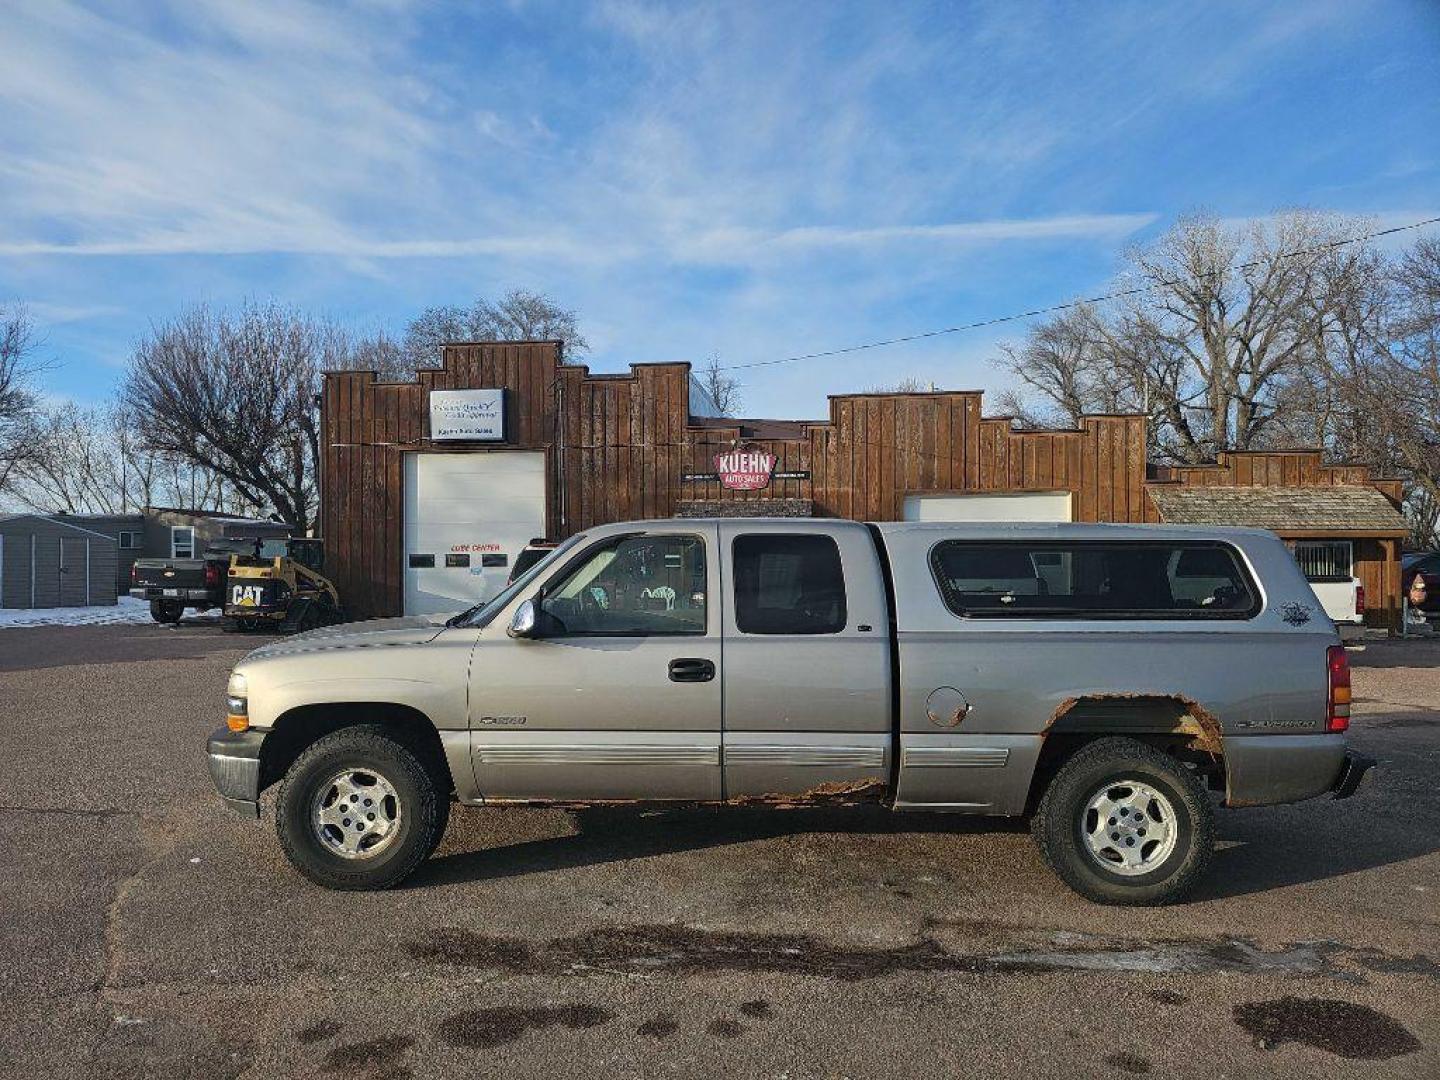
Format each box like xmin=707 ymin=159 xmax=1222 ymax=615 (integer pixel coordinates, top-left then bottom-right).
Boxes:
xmin=1355 ymin=584 xmax=1365 ymax=616
xmin=1327 ymin=645 xmax=1351 ymax=732
xmin=130 ymin=563 xmax=138 ymax=584
xmin=205 ymin=562 xmax=221 ymax=587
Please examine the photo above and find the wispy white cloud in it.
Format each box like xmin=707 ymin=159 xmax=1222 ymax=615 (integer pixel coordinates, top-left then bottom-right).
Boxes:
xmin=703 ymin=214 xmax=1161 ymax=257
xmin=1 ymin=0 xmax=1432 ymax=415
xmin=0 ymin=0 xmax=442 ymax=264
xmin=15 ymin=300 xmax=125 ymax=325
xmin=0 ymin=213 xmax=1158 ymax=262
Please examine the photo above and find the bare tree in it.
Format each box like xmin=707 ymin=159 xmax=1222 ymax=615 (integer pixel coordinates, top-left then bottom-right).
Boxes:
xmin=402 ymin=288 xmax=587 ymax=368
xmin=14 ymin=402 xmax=242 ymax=515
xmin=345 ymin=330 xmax=412 ymax=382
xmin=1345 ymin=236 xmax=1440 ymax=547
xmin=994 ymin=211 xmax=1376 ymax=464
xmin=866 ymin=376 xmax=933 ymax=393
xmin=696 ymin=352 xmax=741 ymax=416
xmin=122 ymin=302 xmax=341 ymax=532
xmin=993 ymin=305 xmax=1137 ymax=429
xmin=0 ymin=304 xmax=44 ymax=498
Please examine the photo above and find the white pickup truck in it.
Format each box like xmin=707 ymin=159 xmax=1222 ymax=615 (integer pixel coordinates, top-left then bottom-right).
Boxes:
xmin=1306 ymin=576 xmax=1365 ymax=637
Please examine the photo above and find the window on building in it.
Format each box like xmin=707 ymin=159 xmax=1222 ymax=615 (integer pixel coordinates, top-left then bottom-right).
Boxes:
xmin=1291 ymin=540 xmax=1353 ymax=582
xmin=118 ymin=530 xmax=142 ymax=549
xmin=540 ymin=534 xmax=706 ymax=635
xmin=732 ymin=534 xmax=847 ymax=634
xmin=170 ymin=526 xmax=195 ymax=559
xmin=930 ymin=540 xmax=1259 ymax=619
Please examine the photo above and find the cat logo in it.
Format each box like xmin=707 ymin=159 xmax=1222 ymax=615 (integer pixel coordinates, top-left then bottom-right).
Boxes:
xmin=231 ymin=584 xmax=265 ymax=607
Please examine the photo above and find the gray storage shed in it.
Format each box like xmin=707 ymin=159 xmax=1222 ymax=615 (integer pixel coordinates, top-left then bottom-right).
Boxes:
xmin=51 ymin=513 xmax=146 ymax=592
xmin=0 ymin=514 xmax=120 ymax=609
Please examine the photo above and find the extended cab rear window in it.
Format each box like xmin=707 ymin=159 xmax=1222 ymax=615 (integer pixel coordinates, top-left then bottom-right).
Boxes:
xmin=732 ymin=533 xmax=847 ymax=634
xmin=929 ymin=540 xmax=1260 ymax=620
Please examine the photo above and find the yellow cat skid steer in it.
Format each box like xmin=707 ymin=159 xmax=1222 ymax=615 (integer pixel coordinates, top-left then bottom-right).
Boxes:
xmin=223 ymin=538 xmax=344 ymax=633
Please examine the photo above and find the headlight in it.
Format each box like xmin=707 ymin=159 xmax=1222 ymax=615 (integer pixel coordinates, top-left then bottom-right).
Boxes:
xmin=226 ymin=671 xmax=249 ymax=731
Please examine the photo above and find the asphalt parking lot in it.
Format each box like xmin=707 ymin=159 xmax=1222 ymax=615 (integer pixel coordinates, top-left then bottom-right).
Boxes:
xmin=0 ymin=622 xmax=1436 ymax=1079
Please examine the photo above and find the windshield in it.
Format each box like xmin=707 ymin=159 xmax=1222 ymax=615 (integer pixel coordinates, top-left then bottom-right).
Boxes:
xmin=204 ymin=537 xmax=290 ymax=558
xmin=448 ymin=534 xmax=586 ymax=628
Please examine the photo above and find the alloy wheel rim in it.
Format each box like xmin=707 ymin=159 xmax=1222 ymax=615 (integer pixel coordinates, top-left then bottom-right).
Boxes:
xmin=310 ymin=768 xmax=402 ymax=860
xmin=1079 ymin=779 xmax=1179 ymax=877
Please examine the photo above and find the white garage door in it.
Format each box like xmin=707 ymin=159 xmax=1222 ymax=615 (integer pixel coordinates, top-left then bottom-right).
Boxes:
xmin=403 ymin=452 xmax=547 ymax=615
xmin=903 ymin=491 xmax=1073 ymax=522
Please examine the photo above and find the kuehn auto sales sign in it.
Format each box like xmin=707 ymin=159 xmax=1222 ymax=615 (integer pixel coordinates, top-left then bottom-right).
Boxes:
xmin=715 ymin=448 xmax=776 ymax=490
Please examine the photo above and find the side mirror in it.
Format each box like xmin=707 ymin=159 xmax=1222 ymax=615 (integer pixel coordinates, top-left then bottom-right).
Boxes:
xmin=507 ymin=598 xmax=541 ymax=639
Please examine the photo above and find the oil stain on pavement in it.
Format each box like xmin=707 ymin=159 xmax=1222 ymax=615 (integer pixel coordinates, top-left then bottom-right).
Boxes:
xmin=405 ymin=924 xmax=1436 ymax=983
xmin=1233 ymin=997 xmax=1422 ymax=1059
xmin=637 ymin=1013 xmax=680 ymax=1039
xmin=438 ymin=1004 xmax=613 ymax=1049
xmin=1103 ymin=1051 xmax=1152 ymax=1074
xmin=320 ymin=1033 xmax=415 ymax=1074
xmin=295 ymin=1018 xmax=342 ymax=1045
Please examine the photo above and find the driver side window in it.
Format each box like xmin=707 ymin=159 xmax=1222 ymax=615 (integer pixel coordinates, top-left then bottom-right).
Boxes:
xmin=540 ymin=534 xmax=707 ymax=636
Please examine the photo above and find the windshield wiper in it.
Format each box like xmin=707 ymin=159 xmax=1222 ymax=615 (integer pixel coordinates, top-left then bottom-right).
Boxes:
xmin=446 ymin=604 xmax=485 ymax=628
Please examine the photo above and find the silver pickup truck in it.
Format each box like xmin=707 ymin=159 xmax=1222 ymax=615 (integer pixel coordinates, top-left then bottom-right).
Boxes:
xmin=208 ymin=519 xmax=1373 ymax=905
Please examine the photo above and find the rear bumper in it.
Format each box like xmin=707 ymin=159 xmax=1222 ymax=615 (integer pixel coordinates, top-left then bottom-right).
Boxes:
xmin=1330 ymin=751 xmax=1376 ymax=800
xmin=206 ymin=726 xmax=265 ymax=818
xmin=1224 ymin=733 xmax=1368 ymax=807
xmin=131 ymin=587 xmax=213 ymax=602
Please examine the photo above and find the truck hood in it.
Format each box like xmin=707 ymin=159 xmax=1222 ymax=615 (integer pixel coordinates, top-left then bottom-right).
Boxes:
xmin=244 ymin=614 xmax=451 ymax=659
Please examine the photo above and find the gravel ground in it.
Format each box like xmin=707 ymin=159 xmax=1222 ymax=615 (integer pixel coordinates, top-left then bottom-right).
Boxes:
xmin=0 ymin=623 xmax=1436 ymax=1079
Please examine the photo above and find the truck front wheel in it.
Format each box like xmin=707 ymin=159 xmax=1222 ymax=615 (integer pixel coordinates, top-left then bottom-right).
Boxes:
xmin=275 ymin=725 xmax=449 ymax=890
xmin=1032 ymin=737 xmax=1214 ymax=906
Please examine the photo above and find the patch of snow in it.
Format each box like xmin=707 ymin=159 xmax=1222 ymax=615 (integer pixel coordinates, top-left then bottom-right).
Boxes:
xmin=0 ymin=595 xmax=221 ymax=629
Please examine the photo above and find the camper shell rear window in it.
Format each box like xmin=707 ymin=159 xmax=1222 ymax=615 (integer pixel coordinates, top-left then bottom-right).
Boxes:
xmin=929 ymin=539 xmax=1260 ymax=620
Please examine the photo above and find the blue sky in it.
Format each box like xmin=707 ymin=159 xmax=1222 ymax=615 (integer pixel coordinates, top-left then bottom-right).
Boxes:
xmin=3 ymin=0 xmax=1438 ymax=418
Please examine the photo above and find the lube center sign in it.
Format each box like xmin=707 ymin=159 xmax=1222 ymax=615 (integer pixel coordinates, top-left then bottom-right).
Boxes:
xmin=430 ymin=389 xmax=505 ymax=441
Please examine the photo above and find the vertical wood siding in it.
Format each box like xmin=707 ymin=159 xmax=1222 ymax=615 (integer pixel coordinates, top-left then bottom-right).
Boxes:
xmin=322 ymin=345 xmax=1392 ymax=620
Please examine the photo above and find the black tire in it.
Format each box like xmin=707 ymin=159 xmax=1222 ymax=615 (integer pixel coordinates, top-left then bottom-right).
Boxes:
xmin=275 ymin=725 xmax=449 ymax=890
xmin=1032 ymin=737 xmax=1214 ymax=906
xmin=149 ymin=599 xmax=184 ymax=624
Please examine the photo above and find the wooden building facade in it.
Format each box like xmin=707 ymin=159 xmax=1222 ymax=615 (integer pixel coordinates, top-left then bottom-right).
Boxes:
xmin=322 ymin=341 xmax=1405 ymax=623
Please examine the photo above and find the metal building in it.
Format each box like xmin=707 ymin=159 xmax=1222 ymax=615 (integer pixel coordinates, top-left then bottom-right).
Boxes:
xmin=0 ymin=514 xmax=120 ymax=609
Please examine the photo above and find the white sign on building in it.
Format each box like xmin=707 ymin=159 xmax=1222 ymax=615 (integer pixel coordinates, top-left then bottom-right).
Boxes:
xmin=430 ymin=388 xmax=506 ymax=441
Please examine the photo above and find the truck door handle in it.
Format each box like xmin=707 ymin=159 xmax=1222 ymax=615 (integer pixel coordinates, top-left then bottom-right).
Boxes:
xmin=668 ymin=657 xmax=715 ymax=683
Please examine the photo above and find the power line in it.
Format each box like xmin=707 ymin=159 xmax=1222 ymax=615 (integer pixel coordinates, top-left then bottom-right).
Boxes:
xmin=718 ymin=214 xmax=1440 ymax=373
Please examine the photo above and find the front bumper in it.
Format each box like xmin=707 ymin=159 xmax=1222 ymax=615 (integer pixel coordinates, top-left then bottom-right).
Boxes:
xmin=206 ymin=726 xmax=266 ymax=818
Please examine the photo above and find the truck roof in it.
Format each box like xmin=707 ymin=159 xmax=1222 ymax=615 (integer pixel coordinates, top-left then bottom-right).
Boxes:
xmin=582 ymin=517 xmax=1284 ymax=543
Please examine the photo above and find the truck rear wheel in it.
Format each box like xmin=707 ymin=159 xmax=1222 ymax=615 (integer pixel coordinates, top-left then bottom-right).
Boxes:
xmin=275 ymin=725 xmax=449 ymax=890
xmin=1032 ymin=737 xmax=1214 ymax=906
xmin=149 ymin=599 xmax=184 ymax=624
